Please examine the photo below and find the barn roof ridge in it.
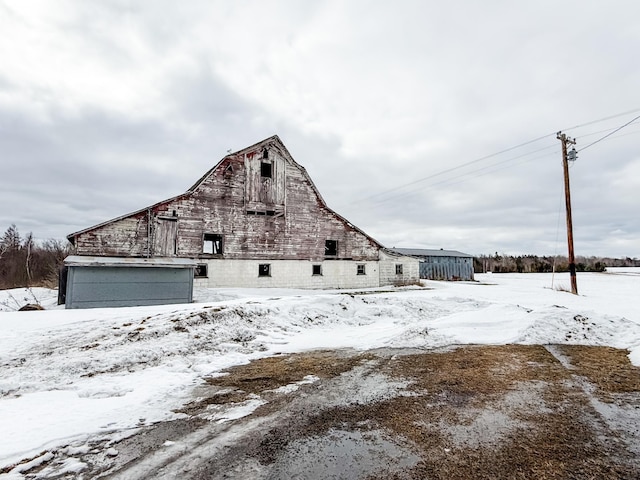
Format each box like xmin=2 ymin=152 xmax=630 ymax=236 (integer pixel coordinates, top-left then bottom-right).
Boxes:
xmin=187 ymin=135 xmax=285 ymax=193
xmin=390 ymin=248 xmax=474 ymax=258
xmin=67 ymin=135 xmax=385 ymax=251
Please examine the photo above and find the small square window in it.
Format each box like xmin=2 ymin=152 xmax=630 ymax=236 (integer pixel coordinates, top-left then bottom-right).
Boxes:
xmin=325 ymin=240 xmax=337 ymax=256
xmin=195 ymin=264 xmax=208 ymax=278
xmin=203 ymin=233 xmax=223 ymax=254
xmin=357 ymin=264 xmax=366 ymax=275
xmin=312 ymin=264 xmax=322 ymax=276
xmin=395 ymin=264 xmax=403 ymax=275
xmin=261 ymin=162 xmax=272 ymax=178
xmin=258 ymin=264 xmax=271 ymax=277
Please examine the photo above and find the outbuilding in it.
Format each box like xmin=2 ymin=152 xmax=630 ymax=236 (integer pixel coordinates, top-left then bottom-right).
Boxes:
xmin=63 ymin=256 xmax=196 ymax=309
xmin=390 ymin=248 xmax=475 ymax=281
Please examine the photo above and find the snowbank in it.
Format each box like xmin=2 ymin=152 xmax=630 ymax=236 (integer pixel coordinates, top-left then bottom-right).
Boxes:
xmin=1 ymin=270 xmax=639 ymax=468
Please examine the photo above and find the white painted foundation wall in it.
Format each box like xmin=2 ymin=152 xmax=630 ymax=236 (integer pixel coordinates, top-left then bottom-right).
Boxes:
xmin=193 ymin=253 xmax=420 ymax=289
xmin=194 ymin=259 xmax=380 ymax=289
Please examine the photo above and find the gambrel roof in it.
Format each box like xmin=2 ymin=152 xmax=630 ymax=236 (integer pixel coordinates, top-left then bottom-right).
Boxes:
xmin=68 ymin=135 xmax=383 ymax=250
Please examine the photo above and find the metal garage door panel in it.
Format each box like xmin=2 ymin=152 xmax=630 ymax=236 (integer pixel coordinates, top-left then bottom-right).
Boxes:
xmin=66 ymin=266 xmax=193 ymax=309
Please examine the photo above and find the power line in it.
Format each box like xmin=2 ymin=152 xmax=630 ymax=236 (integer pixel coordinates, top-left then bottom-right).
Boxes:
xmin=407 ymin=128 xmax=640 ymax=192
xmin=563 ymin=107 xmax=640 ymax=132
xmin=351 ymin=133 xmax=553 ymax=205
xmin=577 ymin=114 xmax=640 ymax=152
xmin=350 ymin=107 xmax=640 ymax=206
xmin=426 ymin=149 xmax=559 ymax=191
xmin=366 ymin=144 xmax=559 ymax=206
xmin=402 ymin=123 xmax=639 ymax=195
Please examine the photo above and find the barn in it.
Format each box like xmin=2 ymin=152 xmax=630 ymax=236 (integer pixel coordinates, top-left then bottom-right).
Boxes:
xmin=64 ymin=136 xmax=419 ymax=307
xmin=391 ymin=248 xmax=475 ymax=281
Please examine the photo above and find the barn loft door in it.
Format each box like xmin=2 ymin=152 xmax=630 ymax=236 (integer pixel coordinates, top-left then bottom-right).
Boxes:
xmin=154 ymin=217 xmax=178 ymax=256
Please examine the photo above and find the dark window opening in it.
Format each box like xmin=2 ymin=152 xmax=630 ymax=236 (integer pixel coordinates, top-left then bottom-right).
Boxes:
xmin=224 ymin=163 xmax=233 ymax=177
xmin=203 ymin=233 xmax=223 ymax=254
xmin=395 ymin=264 xmax=404 ymax=275
xmin=261 ymin=161 xmax=272 ymax=178
xmin=258 ymin=264 xmax=271 ymax=277
xmin=325 ymin=240 xmax=337 ymax=256
xmin=357 ymin=264 xmax=366 ymax=275
xmin=247 ymin=210 xmax=276 ymax=216
xmin=312 ymin=264 xmax=322 ymax=276
xmin=262 ymin=148 xmax=269 ymax=159
xmin=195 ymin=264 xmax=208 ymax=278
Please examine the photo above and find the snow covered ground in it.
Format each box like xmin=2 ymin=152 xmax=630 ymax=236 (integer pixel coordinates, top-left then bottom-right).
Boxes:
xmin=1 ymin=269 xmax=639 ymax=472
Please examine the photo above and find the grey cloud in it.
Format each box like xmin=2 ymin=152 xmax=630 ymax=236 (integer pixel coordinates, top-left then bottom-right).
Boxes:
xmin=1 ymin=1 xmax=639 ymax=258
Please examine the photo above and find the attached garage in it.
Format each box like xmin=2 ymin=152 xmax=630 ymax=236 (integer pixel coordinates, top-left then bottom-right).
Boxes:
xmin=390 ymin=248 xmax=475 ymax=281
xmin=63 ymin=256 xmax=196 ymax=309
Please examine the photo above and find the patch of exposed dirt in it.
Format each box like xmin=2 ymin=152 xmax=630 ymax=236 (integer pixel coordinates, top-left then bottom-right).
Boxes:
xmin=322 ymin=345 xmax=637 ymax=480
xmin=210 ymin=350 xmax=374 ymax=391
xmin=16 ymin=345 xmax=640 ymax=479
xmin=175 ymin=350 xmax=375 ymax=417
xmin=558 ymin=345 xmax=640 ymax=398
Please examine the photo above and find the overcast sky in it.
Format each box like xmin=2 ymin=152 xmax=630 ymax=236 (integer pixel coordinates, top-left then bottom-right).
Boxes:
xmin=1 ymin=0 xmax=639 ymax=258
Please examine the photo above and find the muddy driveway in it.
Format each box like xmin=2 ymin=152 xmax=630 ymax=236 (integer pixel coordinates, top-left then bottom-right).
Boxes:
xmin=21 ymin=345 xmax=640 ymax=479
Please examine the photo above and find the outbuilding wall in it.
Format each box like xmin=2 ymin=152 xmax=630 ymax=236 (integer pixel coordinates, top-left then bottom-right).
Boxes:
xmin=379 ymin=251 xmax=420 ymax=286
xmin=64 ymin=257 xmax=195 ymax=309
xmin=420 ymin=256 xmax=474 ymax=281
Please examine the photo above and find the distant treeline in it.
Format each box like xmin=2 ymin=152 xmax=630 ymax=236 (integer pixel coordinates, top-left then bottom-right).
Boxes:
xmin=474 ymin=254 xmax=640 ymax=274
xmin=0 ymin=225 xmax=72 ymax=289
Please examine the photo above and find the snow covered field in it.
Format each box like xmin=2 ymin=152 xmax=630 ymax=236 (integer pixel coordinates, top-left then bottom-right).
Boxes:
xmin=1 ymin=269 xmax=639 ymax=472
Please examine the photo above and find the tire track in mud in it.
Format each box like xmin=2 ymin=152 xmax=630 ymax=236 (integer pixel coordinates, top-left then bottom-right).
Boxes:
xmin=9 ymin=345 xmax=640 ymax=479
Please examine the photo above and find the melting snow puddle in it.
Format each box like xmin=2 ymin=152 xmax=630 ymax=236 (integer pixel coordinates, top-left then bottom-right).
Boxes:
xmin=269 ymin=374 xmax=320 ymax=394
xmin=200 ymin=396 xmax=266 ymax=423
xmin=266 ymin=428 xmax=419 ymax=479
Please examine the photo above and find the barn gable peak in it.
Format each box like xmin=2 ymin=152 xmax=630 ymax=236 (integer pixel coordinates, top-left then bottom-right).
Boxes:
xmin=187 ymin=135 xmax=291 ymax=193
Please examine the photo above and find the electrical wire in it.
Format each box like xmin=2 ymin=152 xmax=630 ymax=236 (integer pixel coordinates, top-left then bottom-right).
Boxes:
xmin=352 ymin=133 xmax=553 ymax=204
xmin=347 ymin=107 xmax=640 ymax=208
xmin=563 ymin=107 xmax=640 ymax=131
xmin=570 ymin=122 xmax=640 ymax=141
xmin=427 ymin=149 xmax=559 ymax=190
xmin=577 ymin=114 xmax=640 ymax=152
xmin=367 ymin=145 xmax=559 ymax=206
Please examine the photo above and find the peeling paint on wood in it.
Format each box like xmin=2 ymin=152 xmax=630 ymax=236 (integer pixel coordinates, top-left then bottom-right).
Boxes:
xmin=69 ymin=136 xmax=382 ymax=263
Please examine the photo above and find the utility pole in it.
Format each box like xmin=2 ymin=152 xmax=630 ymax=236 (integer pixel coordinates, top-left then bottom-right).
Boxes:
xmin=557 ymin=131 xmax=578 ymax=295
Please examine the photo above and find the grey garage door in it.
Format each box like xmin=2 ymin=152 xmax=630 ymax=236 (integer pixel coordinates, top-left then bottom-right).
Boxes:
xmin=66 ymin=266 xmax=194 ymax=309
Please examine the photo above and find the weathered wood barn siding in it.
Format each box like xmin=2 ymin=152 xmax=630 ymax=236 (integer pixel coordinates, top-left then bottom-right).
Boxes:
xmin=72 ymin=213 xmax=152 ymax=257
xmin=68 ymin=136 xmax=404 ymax=290
xmin=71 ymin=137 xmax=379 ymax=264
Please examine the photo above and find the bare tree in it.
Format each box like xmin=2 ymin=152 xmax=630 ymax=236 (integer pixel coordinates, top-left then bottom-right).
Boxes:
xmin=0 ymin=225 xmax=73 ymax=289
